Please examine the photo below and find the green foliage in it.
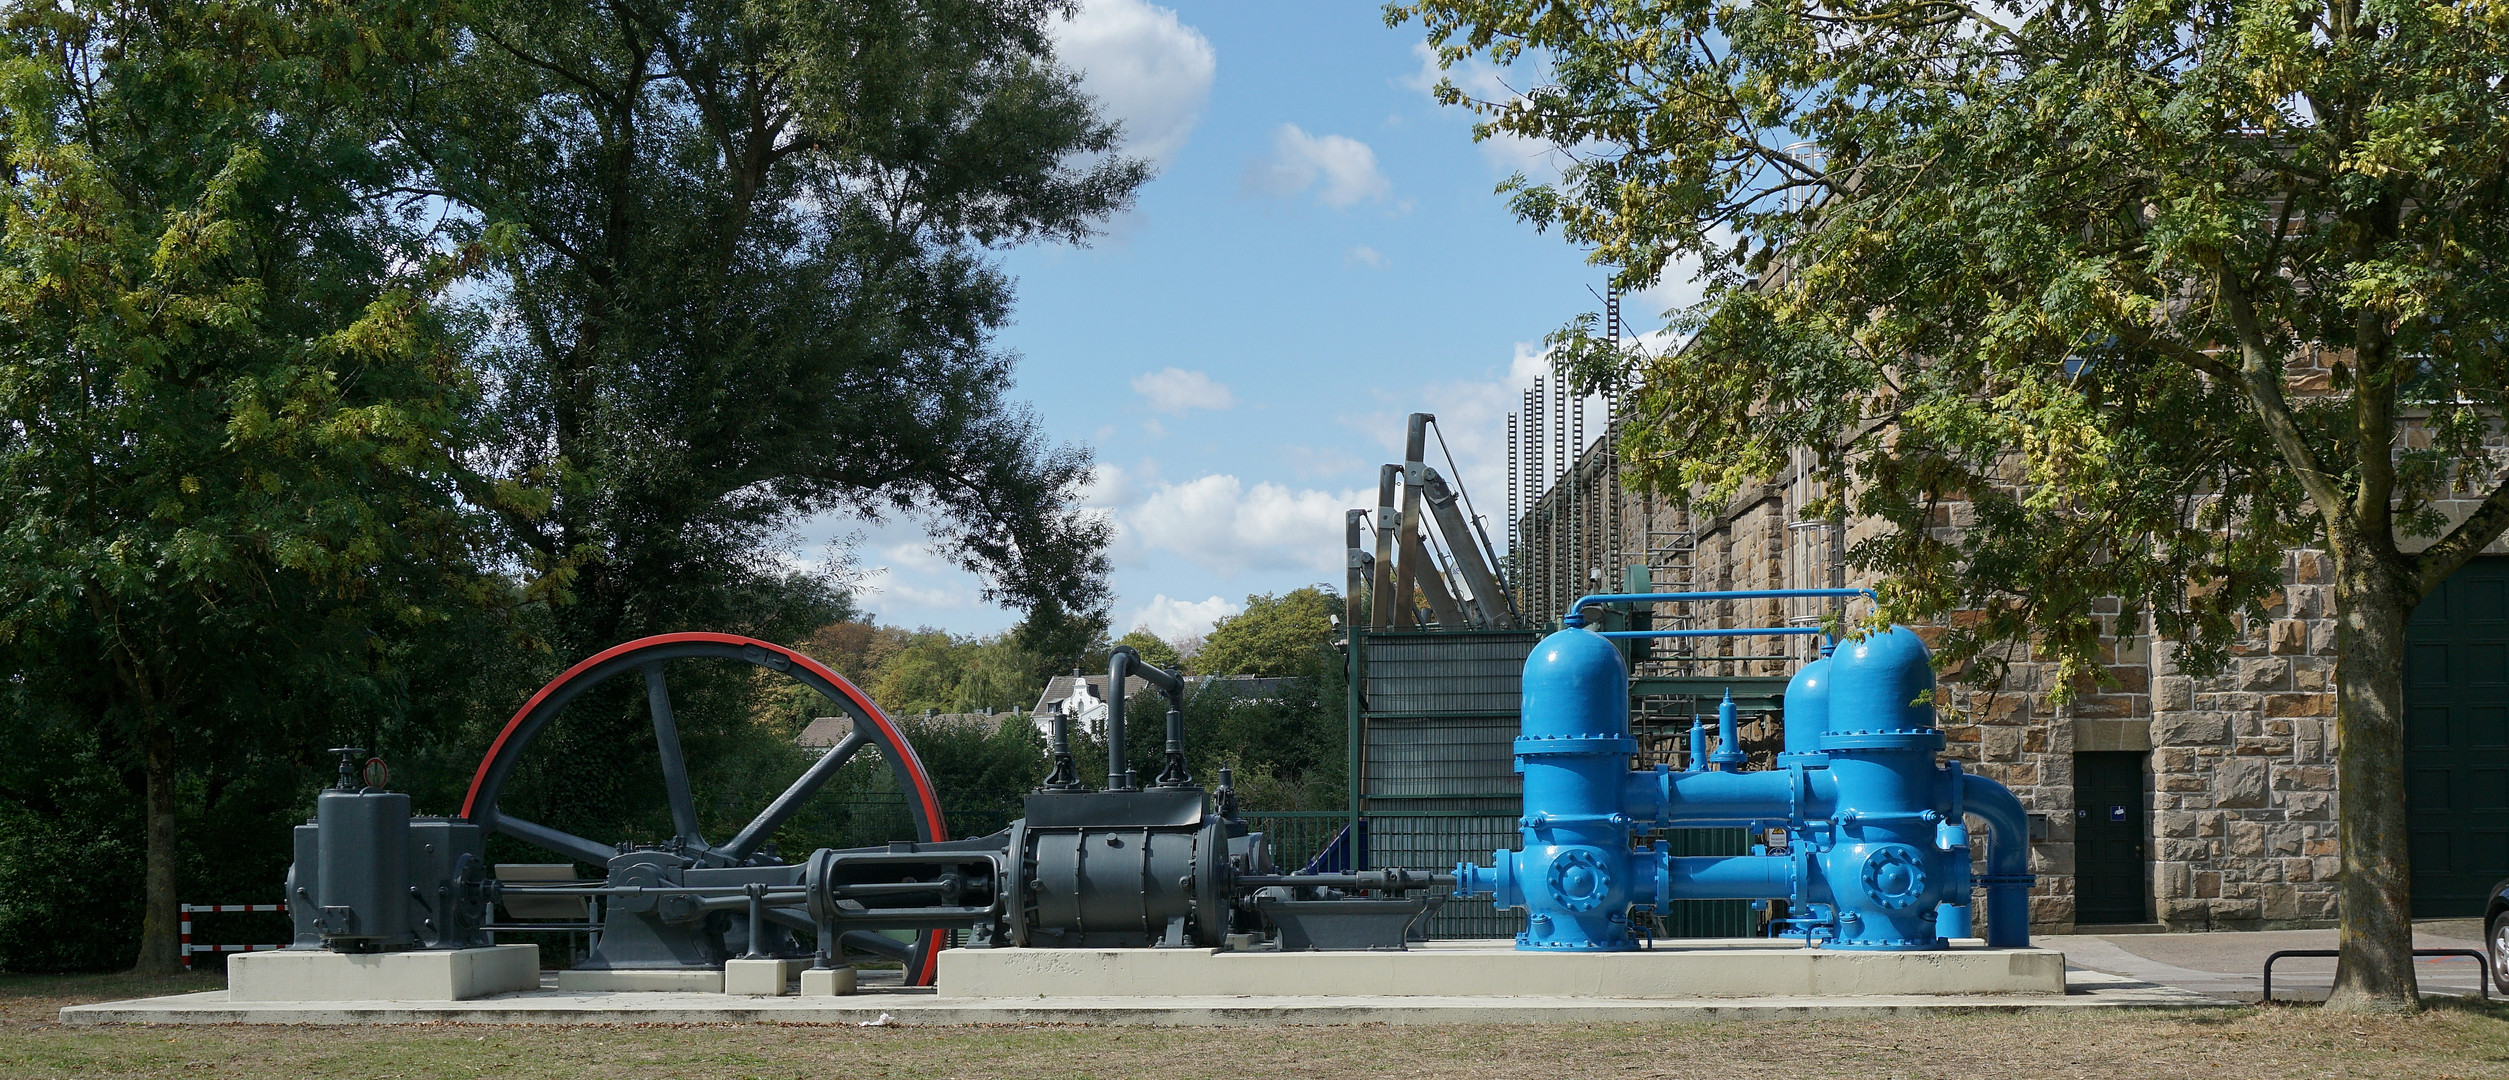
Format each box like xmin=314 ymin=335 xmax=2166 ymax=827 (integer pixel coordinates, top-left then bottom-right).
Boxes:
xmin=1191 ymin=588 xmax=1339 ymax=677
xmin=1113 ymin=628 xmax=1181 ymax=671
xmin=0 ymin=0 xmax=497 ymax=971
xmin=1394 ymin=0 xmax=2509 ymax=684
xmin=860 ymin=627 xmax=1047 ymax=717
xmin=0 ymin=709 xmax=144 ymax=972
xmin=1184 ymin=666 xmax=1348 ymax=812
xmin=410 ymin=0 xmax=1141 ymax=655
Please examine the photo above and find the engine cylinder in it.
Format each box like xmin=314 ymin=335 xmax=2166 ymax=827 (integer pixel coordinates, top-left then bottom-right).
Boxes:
xmin=312 ymin=789 xmax=413 ymax=949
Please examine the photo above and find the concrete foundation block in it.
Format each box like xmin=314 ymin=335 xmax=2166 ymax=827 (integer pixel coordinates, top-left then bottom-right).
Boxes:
xmin=936 ymin=940 xmax=2067 ymax=1000
xmin=724 ymin=958 xmax=809 ymax=996
xmin=799 ymin=965 xmax=858 ymax=996
xmin=554 ymin=968 xmax=724 ymax=993
xmin=228 ymin=945 xmax=538 ymax=1002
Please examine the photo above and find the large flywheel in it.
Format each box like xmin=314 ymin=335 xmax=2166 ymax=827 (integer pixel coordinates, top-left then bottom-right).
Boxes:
xmin=459 ymin=632 xmax=951 ymax=985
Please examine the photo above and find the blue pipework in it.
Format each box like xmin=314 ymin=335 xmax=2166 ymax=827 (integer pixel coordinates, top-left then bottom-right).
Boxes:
xmin=1452 ymin=590 xmax=2036 ymax=952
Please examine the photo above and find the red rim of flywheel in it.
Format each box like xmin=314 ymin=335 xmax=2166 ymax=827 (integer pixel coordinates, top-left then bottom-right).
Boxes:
xmin=460 ymin=632 xmax=950 ymax=986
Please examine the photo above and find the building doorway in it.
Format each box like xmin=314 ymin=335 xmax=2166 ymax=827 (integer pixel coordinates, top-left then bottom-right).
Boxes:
xmin=2074 ymin=751 xmax=2150 ymax=924
xmin=2406 ymin=556 xmax=2509 ymax=918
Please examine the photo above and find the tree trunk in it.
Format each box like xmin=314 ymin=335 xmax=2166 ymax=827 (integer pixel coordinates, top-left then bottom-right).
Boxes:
xmin=130 ymin=721 xmax=183 ymax=975
xmin=2324 ymin=545 xmax=2420 ymax=1013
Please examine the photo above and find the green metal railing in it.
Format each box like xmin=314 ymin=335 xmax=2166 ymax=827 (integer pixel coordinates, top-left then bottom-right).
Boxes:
xmin=1238 ymin=811 xmax=1351 ymax=872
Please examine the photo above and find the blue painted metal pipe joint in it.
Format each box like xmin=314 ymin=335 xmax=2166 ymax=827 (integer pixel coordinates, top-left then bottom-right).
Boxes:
xmin=1453 ymin=617 xmax=2036 ymax=952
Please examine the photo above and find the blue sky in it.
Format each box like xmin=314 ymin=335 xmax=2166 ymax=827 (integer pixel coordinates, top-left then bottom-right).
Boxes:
xmin=799 ymin=0 xmax=1691 ymax=642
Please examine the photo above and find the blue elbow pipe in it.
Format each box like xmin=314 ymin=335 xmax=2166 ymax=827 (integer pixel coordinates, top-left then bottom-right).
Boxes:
xmin=1958 ymin=772 xmax=2036 ymax=948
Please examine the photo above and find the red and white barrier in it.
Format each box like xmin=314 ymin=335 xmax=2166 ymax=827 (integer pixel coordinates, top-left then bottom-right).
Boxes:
xmin=178 ymin=903 xmax=288 ymax=970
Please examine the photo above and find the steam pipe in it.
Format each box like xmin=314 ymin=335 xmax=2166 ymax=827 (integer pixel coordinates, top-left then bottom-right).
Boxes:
xmin=1108 ymin=645 xmax=1188 ymax=792
xmin=1959 ymin=772 xmax=2037 ymax=947
xmin=1235 ymin=869 xmax=1453 ymax=891
xmin=1040 ymin=667 xmax=1085 ymax=791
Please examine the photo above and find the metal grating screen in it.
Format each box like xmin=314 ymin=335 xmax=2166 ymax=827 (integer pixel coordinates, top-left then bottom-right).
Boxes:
xmin=1362 ymin=631 xmax=1540 ymax=716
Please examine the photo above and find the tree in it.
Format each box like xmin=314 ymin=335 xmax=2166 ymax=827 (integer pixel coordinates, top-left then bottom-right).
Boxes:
xmin=1192 ymin=588 xmax=1339 ymax=677
xmin=1394 ymin=0 xmax=2509 ymax=1011
xmin=1113 ymin=627 xmax=1182 ymax=671
xmin=0 ymin=0 xmax=488 ymax=972
xmin=396 ymin=0 xmax=1139 ymax=655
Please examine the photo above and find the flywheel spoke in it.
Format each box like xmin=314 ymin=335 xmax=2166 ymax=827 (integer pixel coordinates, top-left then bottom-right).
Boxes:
xmin=723 ymin=729 xmax=867 ymax=862
xmin=645 ymin=662 xmax=705 ymax=847
xmin=489 ymin=812 xmax=618 ymax=869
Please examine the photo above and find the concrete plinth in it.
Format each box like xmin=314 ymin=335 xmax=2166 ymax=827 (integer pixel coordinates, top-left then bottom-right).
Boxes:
xmin=724 ymin=958 xmax=810 ymax=996
xmin=555 ymin=969 xmax=724 ymax=993
xmin=799 ymin=966 xmax=858 ymax=996
xmin=227 ymin=945 xmax=538 ymax=1002
xmin=936 ymin=939 xmax=2066 ymax=999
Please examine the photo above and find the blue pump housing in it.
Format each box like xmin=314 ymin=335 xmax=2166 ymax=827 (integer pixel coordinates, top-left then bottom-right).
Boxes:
xmin=1454 ymin=613 xmax=2036 ymax=952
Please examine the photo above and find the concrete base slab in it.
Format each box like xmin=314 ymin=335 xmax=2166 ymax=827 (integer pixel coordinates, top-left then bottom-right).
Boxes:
xmin=937 ymin=939 xmax=2067 ymax=999
xmin=556 ymin=968 xmax=724 ymax=993
xmin=227 ymin=945 xmax=538 ymax=1002
xmin=57 ymin=967 xmax=2229 ymax=1026
xmin=724 ymin=959 xmax=811 ymax=996
xmin=799 ymin=966 xmax=857 ymax=996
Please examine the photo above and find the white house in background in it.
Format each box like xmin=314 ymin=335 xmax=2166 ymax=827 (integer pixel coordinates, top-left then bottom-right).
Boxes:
xmin=1027 ymin=672 xmax=1293 ymax=742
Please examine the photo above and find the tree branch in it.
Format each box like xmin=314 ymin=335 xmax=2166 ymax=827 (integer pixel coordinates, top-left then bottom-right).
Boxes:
xmin=2411 ymin=470 xmax=2509 ymax=599
xmin=2217 ymin=273 xmax=2349 ymax=524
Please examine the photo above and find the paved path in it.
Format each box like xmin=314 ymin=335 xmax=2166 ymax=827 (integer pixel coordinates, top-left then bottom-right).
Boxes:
xmin=74 ymin=924 xmax=2496 ymax=1025
xmin=59 ymin=969 xmax=2223 ymax=1026
xmin=2042 ymin=920 xmax=2494 ymax=1003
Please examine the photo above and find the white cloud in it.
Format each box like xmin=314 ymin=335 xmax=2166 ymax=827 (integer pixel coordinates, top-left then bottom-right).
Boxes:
xmin=1131 ymin=366 xmax=1236 ymax=414
xmin=851 ymin=564 xmax=982 ymax=615
xmin=1347 ymin=246 xmax=1388 ymax=269
xmin=1243 ymin=124 xmax=1391 ymax=208
xmin=1051 ymin=0 xmax=1216 ymax=166
xmin=1280 ymin=443 xmax=1365 ymax=481
xmin=1119 ymin=594 xmax=1242 ymax=642
xmin=1080 ymin=461 xmax=1135 ymax=508
xmin=1127 ymin=474 xmax=1364 ymax=578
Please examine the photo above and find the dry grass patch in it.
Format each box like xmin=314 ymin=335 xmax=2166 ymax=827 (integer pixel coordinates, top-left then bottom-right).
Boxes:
xmin=3 ymin=974 xmax=2504 ymax=1079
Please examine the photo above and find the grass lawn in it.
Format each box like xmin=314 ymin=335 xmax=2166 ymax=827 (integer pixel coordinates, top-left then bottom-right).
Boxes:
xmin=2 ymin=972 xmax=2505 ymax=1079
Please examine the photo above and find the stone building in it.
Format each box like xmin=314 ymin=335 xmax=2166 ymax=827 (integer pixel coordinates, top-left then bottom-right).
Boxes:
xmin=1501 ymin=356 xmax=2507 ymax=932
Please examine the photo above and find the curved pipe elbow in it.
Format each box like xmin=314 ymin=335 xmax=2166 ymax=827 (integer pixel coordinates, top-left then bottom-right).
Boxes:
xmin=1107 ymin=646 xmax=1189 ymax=791
xmin=1958 ymin=772 xmax=2035 ymax=947
xmin=1957 ymin=773 xmax=2030 ymax=879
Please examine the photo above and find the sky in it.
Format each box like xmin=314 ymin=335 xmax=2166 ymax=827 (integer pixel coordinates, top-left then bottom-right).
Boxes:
xmin=799 ymin=0 xmax=1695 ymax=642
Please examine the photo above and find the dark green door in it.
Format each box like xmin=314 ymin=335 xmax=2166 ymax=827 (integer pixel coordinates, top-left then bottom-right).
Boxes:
xmin=2074 ymin=751 xmax=2148 ymax=924
xmin=2407 ymin=557 xmax=2509 ymax=918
